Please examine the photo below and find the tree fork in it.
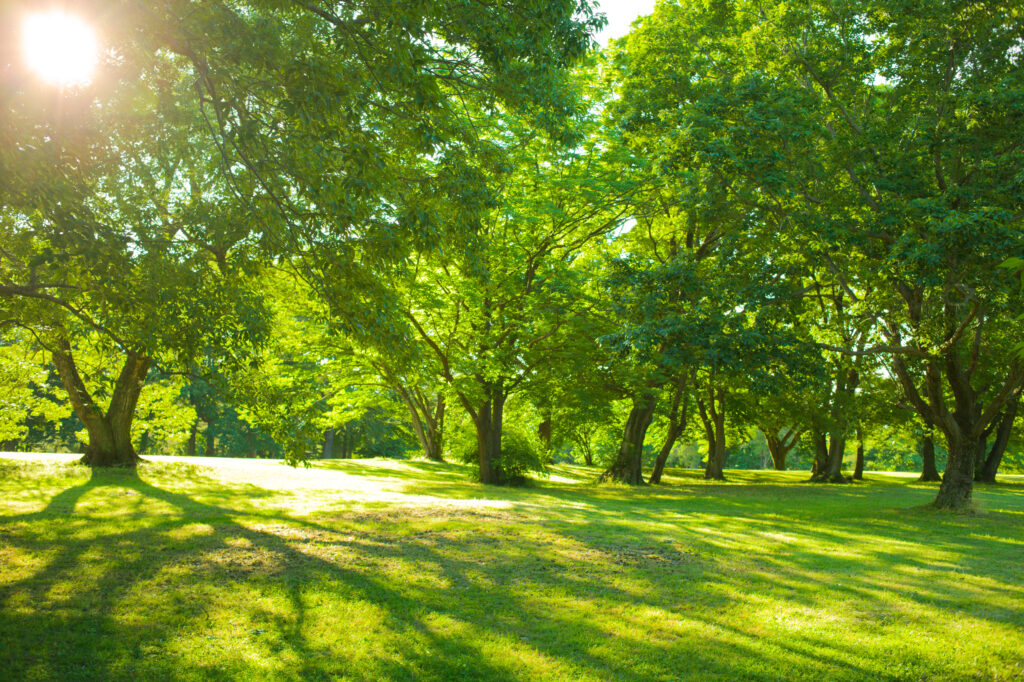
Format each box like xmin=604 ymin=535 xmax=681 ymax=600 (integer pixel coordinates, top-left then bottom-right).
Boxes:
xmin=52 ymin=339 xmax=150 ymax=467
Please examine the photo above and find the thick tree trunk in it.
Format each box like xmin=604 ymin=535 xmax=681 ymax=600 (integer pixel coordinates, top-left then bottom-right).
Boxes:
xmin=810 ymin=431 xmax=828 ymax=478
xmin=51 ymin=339 xmax=150 ymax=467
xmin=977 ymin=398 xmax=1018 ymax=483
xmin=538 ymin=413 xmax=552 ymax=451
xmin=765 ymin=434 xmax=787 ymax=471
xmin=919 ymin=434 xmax=941 ymax=482
xmin=322 ymin=427 xmax=334 ymax=459
xmin=812 ymin=433 xmax=849 ymax=482
xmin=934 ymin=435 xmax=980 ymax=510
xmin=474 ymin=387 xmax=507 ymax=485
xmin=762 ymin=427 xmax=800 ymax=471
xmin=601 ymin=393 xmax=657 ymax=485
xmin=703 ymin=418 xmax=726 ymax=480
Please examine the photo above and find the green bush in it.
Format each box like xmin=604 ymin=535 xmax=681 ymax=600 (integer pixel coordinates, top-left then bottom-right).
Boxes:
xmin=455 ymin=428 xmax=548 ymax=485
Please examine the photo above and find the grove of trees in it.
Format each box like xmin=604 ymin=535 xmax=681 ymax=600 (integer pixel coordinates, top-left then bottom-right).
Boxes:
xmin=2 ymin=0 xmax=1022 ymax=511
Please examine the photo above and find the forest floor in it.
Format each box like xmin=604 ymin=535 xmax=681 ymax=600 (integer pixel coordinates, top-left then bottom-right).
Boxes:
xmin=1 ymin=453 xmax=1023 ymax=681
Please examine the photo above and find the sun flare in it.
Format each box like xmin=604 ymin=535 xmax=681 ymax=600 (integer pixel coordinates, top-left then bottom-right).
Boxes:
xmin=22 ymin=10 xmax=99 ymax=87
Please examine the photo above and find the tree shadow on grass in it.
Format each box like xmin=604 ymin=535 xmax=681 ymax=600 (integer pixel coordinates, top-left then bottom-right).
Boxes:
xmin=2 ymin=463 xmax=1023 ymax=680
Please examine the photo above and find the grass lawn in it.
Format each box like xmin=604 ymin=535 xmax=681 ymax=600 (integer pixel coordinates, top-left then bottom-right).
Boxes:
xmin=1 ymin=453 xmax=1023 ymax=681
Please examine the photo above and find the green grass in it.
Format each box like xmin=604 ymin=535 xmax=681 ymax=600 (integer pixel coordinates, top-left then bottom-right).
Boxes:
xmin=2 ymin=454 xmax=1023 ymax=681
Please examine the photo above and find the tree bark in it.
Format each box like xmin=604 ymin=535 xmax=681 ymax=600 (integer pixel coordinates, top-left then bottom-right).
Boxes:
xmin=698 ymin=386 xmax=727 ymax=481
xmin=473 ymin=383 xmax=507 ymax=485
xmin=186 ymin=419 xmax=198 ymax=457
xmin=853 ymin=443 xmax=865 ymax=480
xmin=322 ymin=427 xmax=334 ymax=459
xmin=919 ymin=433 xmax=941 ymax=482
xmin=762 ymin=426 xmax=800 ymax=471
xmin=204 ymin=421 xmax=216 ymax=457
xmin=977 ymin=397 xmax=1018 ymax=483
xmin=934 ymin=434 xmax=980 ymax=510
xmin=810 ymin=430 xmax=828 ymax=478
xmin=811 ymin=432 xmax=849 ymax=482
xmin=649 ymin=375 xmax=688 ymax=484
xmin=403 ymin=391 xmax=446 ymax=462
xmin=601 ymin=393 xmax=657 ymax=485
xmin=51 ymin=339 xmax=150 ymax=467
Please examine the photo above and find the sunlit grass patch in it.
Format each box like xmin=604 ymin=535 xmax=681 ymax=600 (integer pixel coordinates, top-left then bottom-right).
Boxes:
xmin=2 ymin=454 xmax=1023 ymax=680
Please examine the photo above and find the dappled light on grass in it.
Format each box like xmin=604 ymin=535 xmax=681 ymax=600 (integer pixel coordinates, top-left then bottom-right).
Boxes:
xmin=1 ymin=455 xmax=1023 ymax=680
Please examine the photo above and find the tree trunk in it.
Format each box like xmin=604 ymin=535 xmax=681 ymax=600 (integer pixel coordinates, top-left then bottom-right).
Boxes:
xmin=322 ymin=427 xmax=334 ymax=459
xmin=919 ymin=434 xmax=941 ymax=482
xmin=473 ymin=385 xmax=507 ymax=485
xmin=601 ymin=393 xmax=657 ymax=485
xmin=764 ymin=434 xmax=787 ymax=471
xmin=649 ymin=423 xmax=682 ymax=484
xmin=977 ymin=397 xmax=1018 ymax=483
xmin=186 ymin=419 xmax=198 ymax=457
xmin=810 ymin=430 xmax=828 ymax=477
xmin=934 ymin=434 xmax=980 ymax=510
xmin=649 ymin=375 xmax=688 ymax=485
xmin=703 ymin=412 xmax=726 ymax=480
xmin=204 ymin=421 xmax=216 ymax=458
xmin=811 ymin=433 xmax=848 ymax=482
xmin=403 ymin=391 xmax=445 ymax=462
xmin=697 ymin=386 xmax=726 ymax=480
xmin=853 ymin=443 xmax=865 ymax=480
xmin=762 ymin=427 xmax=800 ymax=471
xmin=52 ymin=339 xmax=150 ymax=467
xmin=538 ymin=413 xmax=552 ymax=451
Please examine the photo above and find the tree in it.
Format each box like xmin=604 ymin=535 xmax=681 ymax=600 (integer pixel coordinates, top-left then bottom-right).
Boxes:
xmin=608 ymin=0 xmax=1024 ymax=508
xmin=1 ymin=49 xmax=269 ymax=466
xmin=395 ymin=105 xmax=633 ymax=483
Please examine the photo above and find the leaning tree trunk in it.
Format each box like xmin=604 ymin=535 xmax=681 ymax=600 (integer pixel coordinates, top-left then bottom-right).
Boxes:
xmin=649 ymin=376 xmax=688 ymax=485
xmin=51 ymin=339 xmax=150 ymax=467
xmin=649 ymin=422 xmax=682 ymax=485
xmin=764 ymin=434 xmax=787 ymax=471
xmin=601 ymin=393 xmax=657 ymax=485
xmin=977 ymin=398 xmax=1018 ymax=483
xmin=919 ymin=433 xmax=941 ymax=482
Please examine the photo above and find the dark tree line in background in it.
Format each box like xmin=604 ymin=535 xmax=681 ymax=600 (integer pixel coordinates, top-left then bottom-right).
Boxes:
xmin=2 ymin=0 xmax=1022 ymax=510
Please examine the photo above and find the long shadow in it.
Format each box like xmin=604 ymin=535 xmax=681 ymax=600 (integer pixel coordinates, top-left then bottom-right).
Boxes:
xmin=3 ymin=462 xmax=1023 ymax=680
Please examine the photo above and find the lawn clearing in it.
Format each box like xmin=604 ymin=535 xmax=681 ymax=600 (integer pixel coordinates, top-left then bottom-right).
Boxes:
xmin=1 ymin=454 xmax=1023 ymax=681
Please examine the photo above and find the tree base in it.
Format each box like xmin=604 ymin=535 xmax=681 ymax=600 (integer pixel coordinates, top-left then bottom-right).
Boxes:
xmin=917 ymin=472 xmax=942 ymax=483
xmin=80 ymin=449 xmax=141 ymax=468
xmin=808 ymin=472 xmax=852 ymax=483
xmin=598 ymin=464 xmax=645 ymax=485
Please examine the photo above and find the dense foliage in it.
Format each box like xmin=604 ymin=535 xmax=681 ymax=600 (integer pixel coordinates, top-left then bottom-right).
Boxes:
xmin=2 ymin=0 xmax=1022 ymax=510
